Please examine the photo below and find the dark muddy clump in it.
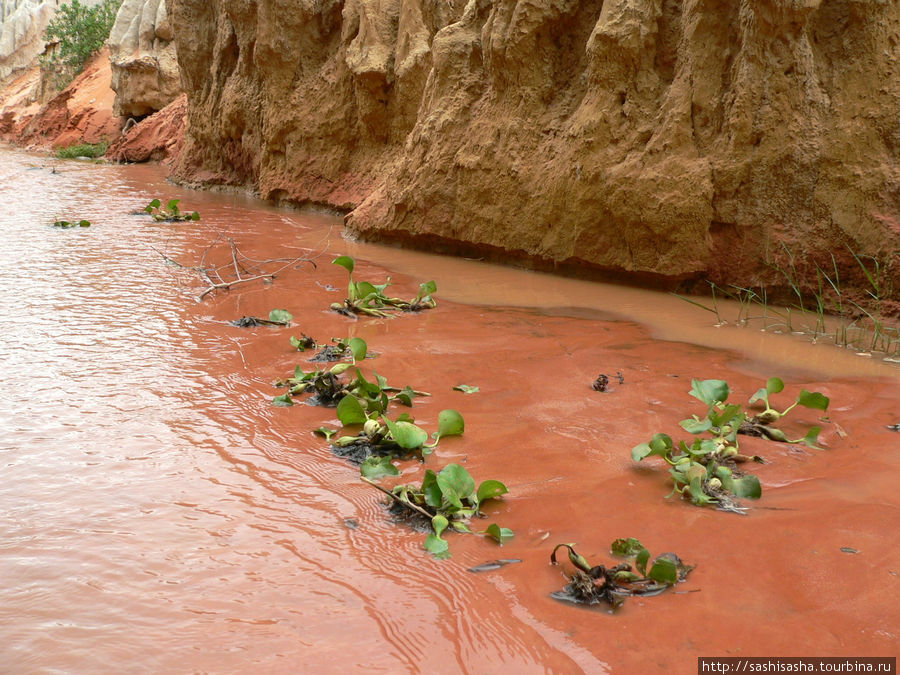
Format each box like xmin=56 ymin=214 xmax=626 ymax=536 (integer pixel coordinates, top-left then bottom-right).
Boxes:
xmin=309 ymin=345 xmax=349 ymax=362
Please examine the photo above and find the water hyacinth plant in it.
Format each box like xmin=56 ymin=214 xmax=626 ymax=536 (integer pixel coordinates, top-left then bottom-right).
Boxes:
xmin=632 ymin=378 xmax=830 ymax=513
xmin=330 ymin=255 xmax=437 ymax=317
xmin=550 ymin=539 xmax=693 ymax=609
xmin=363 ymin=462 xmax=511 ymax=558
xmin=327 ymin=407 xmax=464 ymax=465
xmin=144 ymin=198 xmax=200 ymax=222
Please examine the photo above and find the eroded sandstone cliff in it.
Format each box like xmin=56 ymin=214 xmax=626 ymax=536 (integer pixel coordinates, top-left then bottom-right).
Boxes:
xmin=108 ymin=0 xmax=181 ymax=117
xmin=169 ymin=0 xmax=898 ymax=295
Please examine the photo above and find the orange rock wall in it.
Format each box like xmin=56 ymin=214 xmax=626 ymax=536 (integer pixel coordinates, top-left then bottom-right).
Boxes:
xmin=171 ymin=0 xmax=900 ymax=292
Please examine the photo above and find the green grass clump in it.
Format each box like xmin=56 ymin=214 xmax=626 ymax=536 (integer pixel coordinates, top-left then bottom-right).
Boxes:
xmin=55 ymin=142 xmax=109 ymax=159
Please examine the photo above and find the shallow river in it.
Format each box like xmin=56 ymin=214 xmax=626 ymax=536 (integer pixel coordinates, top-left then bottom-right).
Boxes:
xmin=1 ymin=147 xmax=897 ymax=673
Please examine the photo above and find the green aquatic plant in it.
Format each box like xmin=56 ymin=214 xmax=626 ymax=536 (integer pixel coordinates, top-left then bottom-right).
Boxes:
xmin=52 ymin=219 xmax=91 ymax=228
xmin=274 ymin=338 xmax=430 ymax=410
xmin=363 ymin=462 xmax=511 ymax=558
xmin=550 ymin=539 xmax=693 ymax=609
xmin=54 ymin=142 xmax=108 ymax=159
xmin=632 ymin=378 xmax=829 ymax=513
xmin=328 ymin=407 xmax=462 ymax=463
xmin=231 ymin=309 xmax=293 ymax=327
xmin=330 ymin=255 xmax=437 ymax=317
xmin=144 ymin=198 xmax=200 ymax=223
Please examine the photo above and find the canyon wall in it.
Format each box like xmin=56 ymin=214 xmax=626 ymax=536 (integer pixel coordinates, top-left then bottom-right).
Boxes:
xmin=108 ymin=0 xmax=181 ymax=117
xmin=0 ymin=0 xmax=55 ymax=85
xmin=169 ymin=0 xmax=899 ymax=294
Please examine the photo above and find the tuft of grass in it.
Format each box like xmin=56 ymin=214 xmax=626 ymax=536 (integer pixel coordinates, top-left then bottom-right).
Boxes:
xmin=674 ymin=245 xmax=899 ymax=359
xmin=55 ymin=142 xmax=109 ymax=159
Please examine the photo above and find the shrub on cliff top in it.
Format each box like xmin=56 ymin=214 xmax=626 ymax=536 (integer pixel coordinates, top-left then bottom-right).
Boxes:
xmin=41 ymin=0 xmax=123 ymax=89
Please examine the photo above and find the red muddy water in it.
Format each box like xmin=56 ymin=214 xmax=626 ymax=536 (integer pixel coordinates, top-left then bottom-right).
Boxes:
xmin=0 ymin=147 xmax=897 ymax=673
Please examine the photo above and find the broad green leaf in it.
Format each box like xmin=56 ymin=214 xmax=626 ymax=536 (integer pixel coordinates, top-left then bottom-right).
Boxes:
xmin=336 ymin=395 xmax=367 ymax=425
xmin=610 ymin=537 xmax=645 ymax=557
xmin=272 ymin=393 xmax=294 ymax=407
xmin=679 ymin=417 xmax=712 ymax=434
xmin=798 ymin=426 xmax=822 ymax=448
xmin=436 ymin=464 xmax=476 ymax=509
xmin=417 ymin=280 xmax=437 ymax=299
xmin=393 ymin=386 xmax=415 ymax=407
xmin=688 ymin=476 xmax=715 ymax=506
xmin=77 ymin=220 xmax=90 ymax=227
xmin=190 ymin=211 xmax=200 ymax=221
xmin=422 ymin=470 xmax=442 ymax=508
xmin=632 ymin=433 xmax=672 ymax=461
xmin=313 ymin=427 xmax=337 ymax=441
xmin=355 ymin=281 xmax=379 ymax=302
xmin=332 ymin=255 xmax=355 ymax=275
xmin=329 ymin=362 xmax=352 ymax=375
xmin=431 ymin=514 xmax=449 ymax=538
xmin=360 ymin=456 xmax=400 ymax=479
xmin=166 ymin=199 xmax=180 ymax=211
xmin=437 ymin=409 xmax=465 ymax=438
xmin=636 ymin=548 xmax=650 ymax=577
xmin=797 ymin=389 xmax=830 ymax=412
xmin=383 ymin=417 xmax=428 ymax=449
xmin=268 ymin=309 xmax=293 ymax=324
xmin=766 ymin=377 xmax=785 ymax=395
xmin=693 ymin=438 xmax=719 ymax=456
xmin=712 ymin=403 xmax=743 ymax=428
xmin=689 ymin=379 xmax=730 ymax=407
xmin=749 ymin=387 xmax=769 ymax=405
xmin=730 ymin=474 xmax=762 ymax=499
xmin=453 ymin=384 xmax=479 ymax=394
xmin=290 ymin=336 xmax=310 ymax=351
xmin=475 ymin=479 xmax=508 ymax=505
xmin=647 ymin=557 xmax=678 ymax=585
xmin=451 ymin=521 xmax=472 ymax=533
xmin=424 ymin=533 xmax=450 ymax=558
xmin=147 ymin=198 xmax=161 ymax=210
xmin=484 ymin=524 xmax=513 ymax=544
xmin=347 ymin=337 xmax=367 ymax=362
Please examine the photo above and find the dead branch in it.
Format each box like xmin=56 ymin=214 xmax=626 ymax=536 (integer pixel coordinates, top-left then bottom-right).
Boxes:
xmin=150 ymin=226 xmax=332 ymax=302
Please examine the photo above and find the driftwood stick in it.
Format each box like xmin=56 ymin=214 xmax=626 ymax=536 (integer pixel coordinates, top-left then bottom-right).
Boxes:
xmin=361 ymin=477 xmax=434 ymax=521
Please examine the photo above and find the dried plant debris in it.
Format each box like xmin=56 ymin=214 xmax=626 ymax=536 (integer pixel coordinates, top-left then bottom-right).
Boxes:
xmin=551 ymin=540 xmax=693 ymax=610
xmin=231 ymin=309 xmax=292 ymax=327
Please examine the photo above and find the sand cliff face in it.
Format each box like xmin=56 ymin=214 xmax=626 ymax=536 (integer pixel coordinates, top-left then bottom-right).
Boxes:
xmin=169 ymin=0 xmax=898 ymax=292
xmin=108 ymin=0 xmax=181 ymax=117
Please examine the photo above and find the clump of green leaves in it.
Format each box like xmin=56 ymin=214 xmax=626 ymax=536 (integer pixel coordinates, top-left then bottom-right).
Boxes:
xmin=328 ymin=407 xmax=462 ymax=465
xmin=54 ymin=142 xmax=108 ymax=159
xmin=273 ymin=337 xmax=431 ymax=411
xmin=144 ymin=199 xmax=200 ymax=222
xmin=632 ymin=378 xmax=829 ymax=513
xmin=363 ymin=462 xmax=511 ymax=558
xmin=41 ymin=0 xmax=123 ymax=89
xmin=551 ymin=539 xmax=693 ymax=609
xmin=52 ymin=219 xmax=90 ymax=228
xmin=330 ymin=256 xmax=437 ymax=317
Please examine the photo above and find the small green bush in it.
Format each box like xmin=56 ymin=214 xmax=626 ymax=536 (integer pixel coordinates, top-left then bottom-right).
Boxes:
xmin=55 ymin=142 xmax=109 ymax=159
xmin=41 ymin=0 xmax=123 ymax=89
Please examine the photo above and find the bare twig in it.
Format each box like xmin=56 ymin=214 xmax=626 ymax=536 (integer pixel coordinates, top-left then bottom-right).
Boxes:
xmin=361 ymin=477 xmax=434 ymax=521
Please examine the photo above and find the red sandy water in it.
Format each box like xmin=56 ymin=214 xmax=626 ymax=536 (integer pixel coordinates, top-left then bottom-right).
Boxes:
xmin=0 ymin=147 xmax=896 ymax=673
